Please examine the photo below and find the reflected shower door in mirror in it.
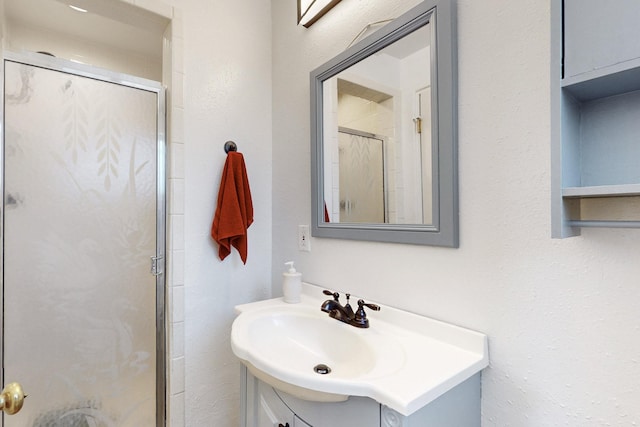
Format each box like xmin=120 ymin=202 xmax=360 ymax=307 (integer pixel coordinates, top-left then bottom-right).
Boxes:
xmin=338 ymin=128 xmax=385 ymax=223
xmin=323 ymin=23 xmax=433 ymax=226
xmin=311 ymin=0 xmax=457 ymax=246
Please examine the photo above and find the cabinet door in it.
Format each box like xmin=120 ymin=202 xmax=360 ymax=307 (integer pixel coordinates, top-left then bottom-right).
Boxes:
xmin=564 ymin=0 xmax=640 ymax=78
xmin=294 ymin=415 xmax=312 ymax=427
xmin=276 ymin=389 xmax=380 ymax=426
xmin=246 ymin=373 xmax=295 ymax=427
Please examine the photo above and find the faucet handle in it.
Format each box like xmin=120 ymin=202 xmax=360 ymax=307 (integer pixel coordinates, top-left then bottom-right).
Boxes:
xmin=352 ymin=299 xmax=380 ymax=328
xmin=323 ymin=290 xmax=340 ymax=300
xmin=358 ymin=299 xmax=380 ymax=311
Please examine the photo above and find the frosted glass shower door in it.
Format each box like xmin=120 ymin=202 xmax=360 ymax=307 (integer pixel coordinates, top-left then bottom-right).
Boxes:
xmin=3 ymin=59 xmax=162 ymax=426
xmin=338 ymin=130 xmax=385 ymax=223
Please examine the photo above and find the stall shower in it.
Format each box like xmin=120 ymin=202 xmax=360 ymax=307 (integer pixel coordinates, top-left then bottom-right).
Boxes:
xmin=1 ymin=53 xmax=166 ymax=426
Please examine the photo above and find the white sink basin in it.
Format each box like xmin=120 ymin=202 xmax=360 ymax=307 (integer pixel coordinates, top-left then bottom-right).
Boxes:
xmin=231 ymin=283 xmax=488 ymax=416
xmin=242 ymin=307 xmax=403 ymax=379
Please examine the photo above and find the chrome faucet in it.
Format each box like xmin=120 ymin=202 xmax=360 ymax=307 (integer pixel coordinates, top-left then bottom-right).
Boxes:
xmin=320 ymin=290 xmax=380 ymax=328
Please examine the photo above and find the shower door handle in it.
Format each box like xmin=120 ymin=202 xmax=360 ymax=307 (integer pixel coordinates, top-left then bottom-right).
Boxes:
xmin=0 ymin=382 xmax=25 ymax=415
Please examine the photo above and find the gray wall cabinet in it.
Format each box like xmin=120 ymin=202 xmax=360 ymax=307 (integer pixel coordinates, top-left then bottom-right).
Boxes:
xmin=240 ymin=367 xmax=481 ymax=427
xmin=551 ymin=0 xmax=640 ymax=237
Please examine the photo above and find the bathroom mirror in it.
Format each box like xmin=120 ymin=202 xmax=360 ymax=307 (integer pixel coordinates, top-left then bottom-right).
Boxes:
xmin=310 ymin=0 xmax=457 ymax=246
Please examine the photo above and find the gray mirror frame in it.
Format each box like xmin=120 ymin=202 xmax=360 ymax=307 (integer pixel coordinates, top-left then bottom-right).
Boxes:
xmin=310 ymin=0 xmax=458 ymax=247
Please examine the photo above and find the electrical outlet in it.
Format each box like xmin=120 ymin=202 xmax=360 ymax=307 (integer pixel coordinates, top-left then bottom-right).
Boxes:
xmin=298 ymin=225 xmax=311 ymax=252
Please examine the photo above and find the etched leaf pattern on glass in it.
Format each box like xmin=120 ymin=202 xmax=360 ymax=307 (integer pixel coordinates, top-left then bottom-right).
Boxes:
xmin=95 ymin=88 xmax=123 ymax=191
xmin=61 ymin=78 xmax=89 ymax=164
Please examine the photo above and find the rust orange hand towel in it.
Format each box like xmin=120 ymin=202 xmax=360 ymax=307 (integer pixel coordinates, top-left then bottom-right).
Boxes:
xmin=211 ymin=152 xmax=254 ymax=264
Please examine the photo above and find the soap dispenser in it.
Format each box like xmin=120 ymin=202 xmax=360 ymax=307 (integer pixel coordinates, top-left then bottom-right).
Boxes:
xmin=283 ymin=261 xmax=302 ymax=303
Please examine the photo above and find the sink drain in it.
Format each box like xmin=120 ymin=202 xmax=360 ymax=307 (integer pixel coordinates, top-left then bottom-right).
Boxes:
xmin=313 ymin=364 xmax=331 ymax=375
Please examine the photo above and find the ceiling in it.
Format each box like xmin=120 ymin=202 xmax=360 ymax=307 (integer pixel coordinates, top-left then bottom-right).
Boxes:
xmin=4 ymin=0 xmax=169 ymax=60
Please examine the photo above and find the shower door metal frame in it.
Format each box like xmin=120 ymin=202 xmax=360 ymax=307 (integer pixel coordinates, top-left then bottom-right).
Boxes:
xmin=0 ymin=50 xmax=167 ymax=426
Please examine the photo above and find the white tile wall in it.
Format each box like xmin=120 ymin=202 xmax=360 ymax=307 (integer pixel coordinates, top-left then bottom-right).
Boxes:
xmin=157 ymin=3 xmax=185 ymax=426
xmin=171 ymin=286 xmax=185 ymax=323
xmin=172 ymin=72 xmax=185 ymax=109
xmin=172 ymin=250 xmax=185 ymax=286
xmin=169 ymin=179 xmax=185 ymax=215
xmin=170 ymin=143 xmax=185 ymax=179
xmin=170 ymin=321 xmax=185 ymax=359
xmin=169 ymin=215 xmax=185 ymax=252
xmin=170 ymin=356 xmax=186 ymax=394
xmin=171 ymin=107 xmax=184 ymax=143
xmin=169 ymin=392 xmax=185 ymax=426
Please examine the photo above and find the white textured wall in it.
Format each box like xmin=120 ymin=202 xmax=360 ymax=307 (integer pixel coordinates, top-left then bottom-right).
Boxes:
xmin=179 ymin=0 xmax=272 ymax=425
xmin=272 ymin=0 xmax=640 ymax=425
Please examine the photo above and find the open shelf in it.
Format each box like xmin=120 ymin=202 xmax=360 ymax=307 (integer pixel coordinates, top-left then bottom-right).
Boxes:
xmin=560 ymin=88 xmax=640 ymax=191
xmin=566 ymin=220 xmax=640 ymax=229
xmin=552 ymin=0 xmax=640 ymax=237
xmin=562 ymin=57 xmax=640 ymax=102
xmin=562 ymin=184 xmax=640 ymax=199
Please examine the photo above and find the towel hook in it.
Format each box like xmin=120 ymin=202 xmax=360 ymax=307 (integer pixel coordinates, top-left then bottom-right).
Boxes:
xmin=224 ymin=141 xmax=238 ymax=153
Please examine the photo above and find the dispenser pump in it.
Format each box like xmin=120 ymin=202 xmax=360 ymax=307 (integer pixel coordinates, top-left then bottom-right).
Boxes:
xmin=285 ymin=261 xmax=296 ymax=274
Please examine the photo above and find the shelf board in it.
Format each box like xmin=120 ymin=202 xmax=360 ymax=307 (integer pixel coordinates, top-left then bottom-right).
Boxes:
xmin=562 ymin=184 xmax=640 ymax=198
xmin=562 ymin=57 xmax=640 ymax=102
xmin=566 ymin=220 xmax=640 ymax=229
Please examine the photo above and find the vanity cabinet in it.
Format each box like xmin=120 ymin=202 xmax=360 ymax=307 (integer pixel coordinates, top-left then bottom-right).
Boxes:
xmin=240 ymin=367 xmax=481 ymax=427
xmin=244 ymin=372 xmax=310 ymax=427
xmin=551 ymin=0 xmax=640 ymax=237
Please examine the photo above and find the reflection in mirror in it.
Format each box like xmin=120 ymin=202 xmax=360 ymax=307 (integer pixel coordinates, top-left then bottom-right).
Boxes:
xmin=323 ymin=23 xmax=432 ymax=225
xmin=311 ymin=0 xmax=457 ymax=246
xmin=338 ymin=128 xmax=385 ymax=223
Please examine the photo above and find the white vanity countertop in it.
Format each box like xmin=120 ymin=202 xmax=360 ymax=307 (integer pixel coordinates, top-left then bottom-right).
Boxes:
xmin=232 ymin=282 xmax=489 ymax=416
